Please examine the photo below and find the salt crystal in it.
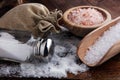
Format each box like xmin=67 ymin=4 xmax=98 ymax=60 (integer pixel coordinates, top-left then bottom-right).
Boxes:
xmin=20 ymin=30 xmax=89 ymax=78
xmin=84 ymin=22 xmax=120 ymax=65
xmin=68 ymin=8 xmax=105 ymax=26
xmin=0 ymin=31 xmax=89 ymax=78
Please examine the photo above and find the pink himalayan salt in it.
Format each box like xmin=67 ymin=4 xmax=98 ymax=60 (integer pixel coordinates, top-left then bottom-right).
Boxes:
xmin=68 ymin=8 xmax=105 ymax=26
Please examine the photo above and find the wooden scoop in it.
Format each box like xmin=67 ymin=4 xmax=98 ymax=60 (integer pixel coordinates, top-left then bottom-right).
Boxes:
xmin=77 ymin=16 xmax=120 ymax=67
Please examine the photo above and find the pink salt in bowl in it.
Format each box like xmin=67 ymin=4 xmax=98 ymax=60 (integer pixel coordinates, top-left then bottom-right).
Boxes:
xmin=63 ymin=6 xmax=112 ymax=37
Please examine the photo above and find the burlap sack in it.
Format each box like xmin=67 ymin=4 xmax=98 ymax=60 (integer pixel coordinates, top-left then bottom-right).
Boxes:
xmin=0 ymin=3 xmax=62 ymax=38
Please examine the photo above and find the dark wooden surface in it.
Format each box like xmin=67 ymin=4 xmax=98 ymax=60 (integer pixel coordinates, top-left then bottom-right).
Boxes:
xmin=40 ymin=0 xmax=120 ymax=80
xmin=0 ymin=0 xmax=120 ymax=80
xmin=39 ymin=0 xmax=120 ymax=80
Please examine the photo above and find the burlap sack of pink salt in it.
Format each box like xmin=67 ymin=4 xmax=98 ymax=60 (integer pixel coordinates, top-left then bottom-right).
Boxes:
xmin=0 ymin=3 xmax=62 ymax=38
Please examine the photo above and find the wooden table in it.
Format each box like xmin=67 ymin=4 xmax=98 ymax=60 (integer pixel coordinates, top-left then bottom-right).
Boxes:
xmin=40 ymin=0 xmax=120 ymax=80
xmin=39 ymin=0 xmax=120 ymax=80
xmin=0 ymin=0 xmax=120 ymax=80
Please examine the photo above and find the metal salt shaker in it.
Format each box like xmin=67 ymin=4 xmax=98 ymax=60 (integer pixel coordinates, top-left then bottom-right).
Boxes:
xmin=27 ymin=38 xmax=54 ymax=62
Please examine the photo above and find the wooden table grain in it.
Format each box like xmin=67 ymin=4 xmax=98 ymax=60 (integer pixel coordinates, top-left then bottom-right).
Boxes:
xmin=40 ymin=0 xmax=120 ymax=80
xmin=0 ymin=0 xmax=120 ymax=80
xmin=39 ymin=0 xmax=120 ymax=80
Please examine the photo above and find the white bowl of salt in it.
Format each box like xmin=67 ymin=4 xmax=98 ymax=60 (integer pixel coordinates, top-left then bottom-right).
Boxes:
xmin=77 ymin=16 xmax=120 ymax=67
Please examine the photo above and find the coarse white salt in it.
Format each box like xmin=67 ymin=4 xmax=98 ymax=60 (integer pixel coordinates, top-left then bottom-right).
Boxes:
xmin=68 ymin=8 xmax=105 ymax=26
xmin=84 ymin=22 xmax=120 ymax=65
xmin=20 ymin=35 xmax=89 ymax=78
xmin=0 ymin=29 xmax=89 ymax=78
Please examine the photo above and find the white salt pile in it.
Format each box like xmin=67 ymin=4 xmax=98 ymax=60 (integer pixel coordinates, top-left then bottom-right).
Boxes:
xmin=0 ymin=30 xmax=89 ymax=78
xmin=84 ymin=22 xmax=120 ymax=65
xmin=20 ymin=31 xmax=88 ymax=78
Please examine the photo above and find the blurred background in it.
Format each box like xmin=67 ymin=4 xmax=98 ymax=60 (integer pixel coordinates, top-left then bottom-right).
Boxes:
xmin=0 ymin=0 xmax=120 ymax=79
xmin=0 ymin=0 xmax=119 ymax=18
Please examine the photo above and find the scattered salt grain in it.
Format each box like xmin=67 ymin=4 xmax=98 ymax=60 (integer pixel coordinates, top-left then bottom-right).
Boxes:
xmin=0 ymin=30 xmax=89 ymax=78
xmin=20 ymin=35 xmax=89 ymax=78
xmin=54 ymin=45 xmax=67 ymax=57
xmin=84 ymin=22 xmax=120 ymax=65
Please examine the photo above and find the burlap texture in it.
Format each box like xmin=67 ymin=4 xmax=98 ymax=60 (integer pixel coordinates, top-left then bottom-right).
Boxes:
xmin=0 ymin=3 xmax=62 ymax=38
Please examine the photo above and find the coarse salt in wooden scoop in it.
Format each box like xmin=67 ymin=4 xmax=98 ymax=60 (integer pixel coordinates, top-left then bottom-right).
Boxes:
xmin=77 ymin=16 xmax=120 ymax=67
